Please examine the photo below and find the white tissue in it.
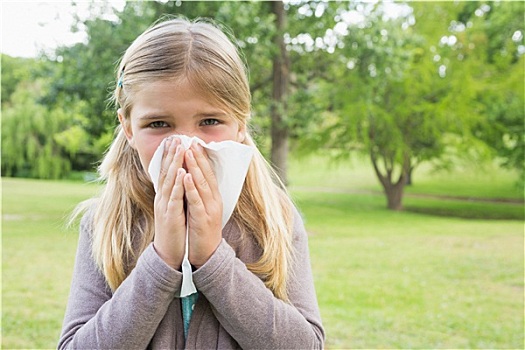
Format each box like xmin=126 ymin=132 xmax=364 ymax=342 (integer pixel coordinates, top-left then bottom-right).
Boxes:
xmin=148 ymin=135 xmax=254 ymax=297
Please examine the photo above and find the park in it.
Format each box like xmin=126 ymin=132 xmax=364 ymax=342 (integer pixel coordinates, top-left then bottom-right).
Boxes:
xmin=2 ymin=1 xmax=524 ymax=349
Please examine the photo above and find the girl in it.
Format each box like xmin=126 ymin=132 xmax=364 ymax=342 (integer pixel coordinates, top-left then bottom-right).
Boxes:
xmin=58 ymin=17 xmax=324 ymax=349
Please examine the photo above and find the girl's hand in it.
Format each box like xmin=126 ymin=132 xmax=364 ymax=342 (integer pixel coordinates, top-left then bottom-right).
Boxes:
xmin=153 ymin=138 xmax=187 ymax=270
xmin=183 ymin=143 xmax=223 ymax=268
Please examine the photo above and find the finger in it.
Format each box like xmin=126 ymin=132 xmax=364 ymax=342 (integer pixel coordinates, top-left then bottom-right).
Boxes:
xmin=191 ymin=144 xmax=217 ymax=187
xmin=167 ymin=168 xmax=186 ymax=215
xmin=184 ymin=149 xmax=215 ymax=206
xmin=160 ymin=144 xmax=184 ymax=202
xmin=183 ymin=173 xmax=206 ymax=217
xmin=173 ymin=142 xmax=186 ymax=173
xmin=189 ymin=144 xmax=220 ymax=199
xmin=157 ymin=138 xmax=178 ymax=191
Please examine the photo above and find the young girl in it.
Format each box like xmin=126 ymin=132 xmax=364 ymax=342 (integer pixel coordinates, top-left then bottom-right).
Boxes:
xmin=58 ymin=17 xmax=325 ymax=349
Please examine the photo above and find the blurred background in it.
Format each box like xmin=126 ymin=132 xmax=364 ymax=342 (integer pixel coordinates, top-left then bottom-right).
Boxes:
xmin=1 ymin=1 xmax=523 ymax=348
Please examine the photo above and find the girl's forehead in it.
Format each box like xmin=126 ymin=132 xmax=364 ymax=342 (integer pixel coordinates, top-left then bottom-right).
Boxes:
xmin=135 ymin=78 xmax=207 ymax=97
xmin=130 ymin=79 xmax=231 ymax=114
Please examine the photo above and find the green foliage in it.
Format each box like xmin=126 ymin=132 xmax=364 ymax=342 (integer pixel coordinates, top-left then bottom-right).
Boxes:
xmin=1 ymin=54 xmax=56 ymax=106
xmin=1 ymin=0 xmax=522 ymax=191
xmin=462 ymin=2 xmax=525 ymax=182
xmin=299 ymin=3 xmax=451 ymax=208
xmin=293 ymin=1 xmax=523 ymax=208
xmin=1 ymin=54 xmax=33 ymax=105
xmin=474 ymin=59 xmax=524 ymax=182
xmin=1 ymin=56 xmax=97 ymax=179
xmin=1 ymin=81 xmax=71 ymax=179
xmin=460 ymin=1 xmax=525 ymax=65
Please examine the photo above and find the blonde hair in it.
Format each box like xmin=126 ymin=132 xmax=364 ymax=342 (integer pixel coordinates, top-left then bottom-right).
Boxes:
xmin=85 ymin=18 xmax=294 ymax=301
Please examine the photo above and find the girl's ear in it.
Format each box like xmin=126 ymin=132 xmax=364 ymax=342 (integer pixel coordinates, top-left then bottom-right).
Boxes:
xmin=118 ymin=109 xmax=135 ymax=148
xmin=237 ymin=123 xmax=246 ymax=143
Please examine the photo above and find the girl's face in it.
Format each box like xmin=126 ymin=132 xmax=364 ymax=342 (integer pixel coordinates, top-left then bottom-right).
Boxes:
xmin=119 ymin=79 xmax=245 ymax=172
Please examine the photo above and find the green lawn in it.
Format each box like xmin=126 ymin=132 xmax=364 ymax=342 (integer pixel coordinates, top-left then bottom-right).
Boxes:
xmin=2 ymin=179 xmax=101 ymax=348
xmin=2 ymin=159 xmax=524 ymax=349
xmin=294 ymin=190 xmax=523 ymax=348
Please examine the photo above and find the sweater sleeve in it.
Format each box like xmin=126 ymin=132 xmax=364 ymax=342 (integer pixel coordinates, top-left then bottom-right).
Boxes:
xmin=58 ymin=213 xmax=183 ymax=349
xmin=192 ymin=208 xmax=325 ymax=349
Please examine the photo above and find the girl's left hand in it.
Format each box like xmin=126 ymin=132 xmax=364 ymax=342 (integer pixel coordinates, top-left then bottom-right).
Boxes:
xmin=183 ymin=143 xmax=223 ymax=268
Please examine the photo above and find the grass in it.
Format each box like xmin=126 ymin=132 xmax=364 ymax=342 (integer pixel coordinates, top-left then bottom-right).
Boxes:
xmin=2 ymin=157 xmax=524 ymax=349
xmin=2 ymin=179 xmax=101 ymax=348
xmin=287 ymin=156 xmax=523 ymax=348
xmin=293 ymin=191 xmax=523 ymax=348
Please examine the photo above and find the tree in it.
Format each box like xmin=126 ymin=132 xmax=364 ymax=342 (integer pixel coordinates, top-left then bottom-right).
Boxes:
xmin=1 ymin=80 xmax=89 ymax=179
xmin=293 ymin=1 xmax=523 ymax=209
xmin=7 ymin=0 xmax=520 ymax=192
xmin=270 ymin=1 xmax=290 ymax=184
xmin=45 ymin=13 xmax=146 ymax=168
xmin=1 ymin=55 xmax=33 ymax=106
xmin=456 ymin=1 xmax=525 ymax=184
xmin=313 ymin=2 xmax=454 ymax=210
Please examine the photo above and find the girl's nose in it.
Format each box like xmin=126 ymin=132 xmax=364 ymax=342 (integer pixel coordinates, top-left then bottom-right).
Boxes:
xmin=172 ymin=130 xmax=194 ymax=138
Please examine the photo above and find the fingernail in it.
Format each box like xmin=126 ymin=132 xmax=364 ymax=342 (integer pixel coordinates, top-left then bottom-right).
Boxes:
xmin=187 ymin=149 xmax=194 ymax=159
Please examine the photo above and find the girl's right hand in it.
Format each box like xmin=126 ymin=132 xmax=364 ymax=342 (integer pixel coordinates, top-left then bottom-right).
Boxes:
xmin=153 ymin=138 xmax=187 ymax=270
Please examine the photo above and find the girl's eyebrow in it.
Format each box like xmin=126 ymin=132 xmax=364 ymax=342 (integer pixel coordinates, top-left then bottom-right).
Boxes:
xmin=193 ymin=111 xmax=229 ymax=118
xmin=136 ymin=109 xmax=229 ymax=120
xmin=135 ymin=109 xmax=169 ymax=120
xmin=138 ymin=114 xmax=166 ymax=120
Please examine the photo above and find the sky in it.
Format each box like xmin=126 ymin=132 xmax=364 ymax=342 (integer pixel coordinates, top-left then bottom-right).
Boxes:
xmin=1 ymin=0 xmax=411 ymax=58
xmin=1 ymin=1 xmax=125 ymax=58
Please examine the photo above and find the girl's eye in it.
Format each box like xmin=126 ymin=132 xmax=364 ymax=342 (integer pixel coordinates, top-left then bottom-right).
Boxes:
xmin=149 ymin=121 xmax=169 ymax=128
xmin=200 ymin=118 xmax=220 ymax=126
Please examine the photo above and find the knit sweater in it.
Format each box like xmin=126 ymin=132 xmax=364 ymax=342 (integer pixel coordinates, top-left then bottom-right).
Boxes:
xmin=58 ymin=207 xmax=325 ymax=349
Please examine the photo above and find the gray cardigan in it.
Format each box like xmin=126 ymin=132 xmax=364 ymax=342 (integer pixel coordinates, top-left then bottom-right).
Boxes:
xmin=58 ymin=207 xmax=325 ymax=349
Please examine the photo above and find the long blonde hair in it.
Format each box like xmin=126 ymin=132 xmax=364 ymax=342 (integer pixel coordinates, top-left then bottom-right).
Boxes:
xmin=85 ymin=18 xmax=294 ymax=301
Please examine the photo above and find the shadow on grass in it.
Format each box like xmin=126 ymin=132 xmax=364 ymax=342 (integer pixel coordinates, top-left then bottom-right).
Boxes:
xmin=404 ymin=201 xmax=524 ymax=221
xmin=293 ymin=186 xmax=524 ymax=221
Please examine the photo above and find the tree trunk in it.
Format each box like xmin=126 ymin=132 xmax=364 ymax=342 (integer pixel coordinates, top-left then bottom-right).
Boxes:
xmin=384 ymin=182 xmax=405 ymax=211
xmin=405 ymin=166 xmax=413 ymax=186
xmin=270 ymin=0 xmax=290 ymax=185
xmin=369 ymin=150 xmax=408 ymax=211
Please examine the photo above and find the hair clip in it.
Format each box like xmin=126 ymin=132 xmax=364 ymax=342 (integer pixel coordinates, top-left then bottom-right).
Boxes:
xmin=117 ymin=66 xmax=125 ymax=88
